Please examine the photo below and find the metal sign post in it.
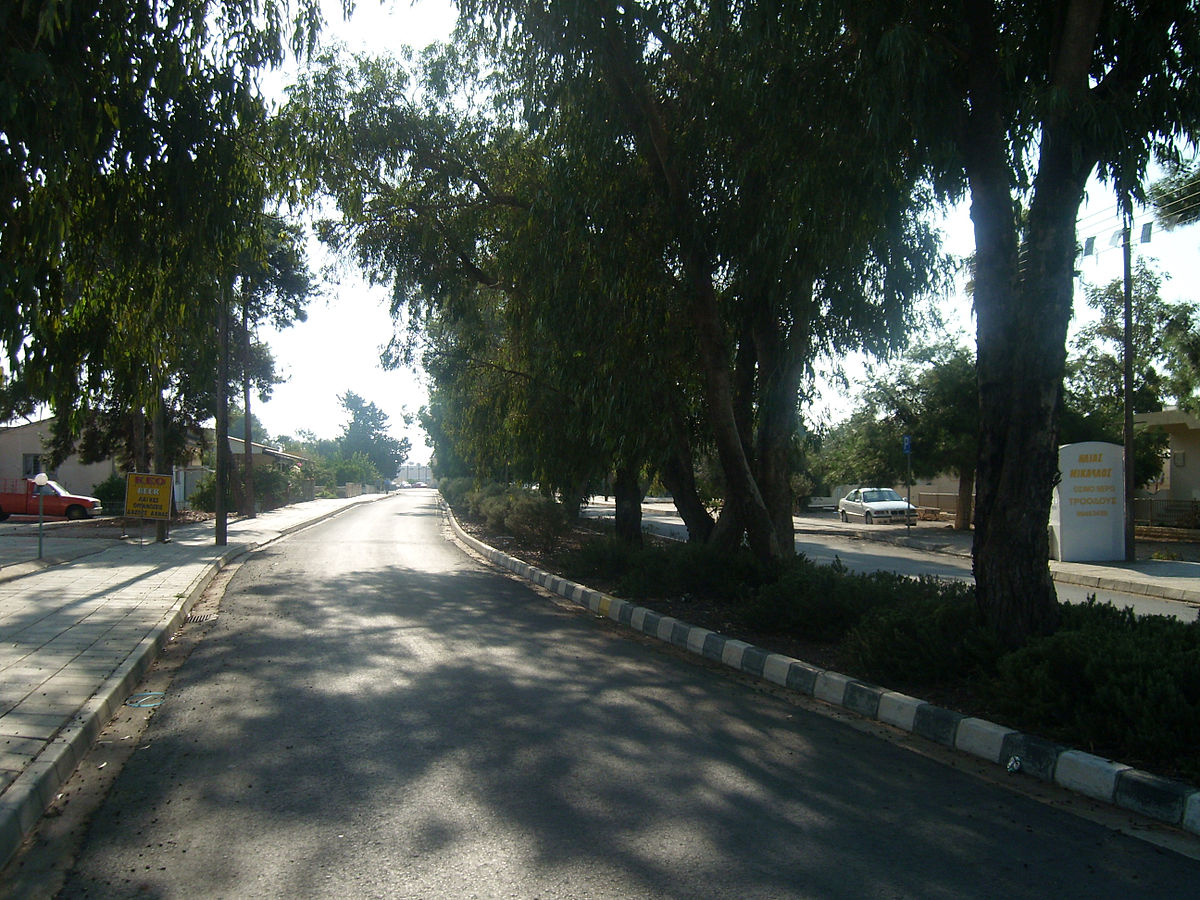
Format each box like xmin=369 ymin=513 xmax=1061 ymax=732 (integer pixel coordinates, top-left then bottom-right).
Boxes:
xmin=902 ymin=436 xmax=913 ymax=531
xmin=123 ymin=473 xmax=174 ymax=545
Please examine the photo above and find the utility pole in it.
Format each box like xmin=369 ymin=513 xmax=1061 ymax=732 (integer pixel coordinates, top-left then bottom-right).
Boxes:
xmin=1122 ymin=214 xmax=1136 ymax=562
xmin=215 ymin=280 xmax=231 ymax=546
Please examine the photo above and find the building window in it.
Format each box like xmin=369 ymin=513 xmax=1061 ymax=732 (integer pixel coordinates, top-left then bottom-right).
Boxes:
xmin=21 ymin=454 xmax=57 ymax=480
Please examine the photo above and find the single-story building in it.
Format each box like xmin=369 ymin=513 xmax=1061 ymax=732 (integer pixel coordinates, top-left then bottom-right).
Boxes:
xmin=0 ymin=417 xmax=310 ymax=509
xmin=1135 ymin=407 xmax=1196 ymax=500
xmin=0 ymin=418 xmax=116 ymax=495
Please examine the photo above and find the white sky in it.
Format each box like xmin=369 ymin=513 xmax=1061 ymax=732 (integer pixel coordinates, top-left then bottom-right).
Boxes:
xmin=252 ymin=0 xmax=1200 ymax=457
xmin=254 ymin=1 xmax=459 ymax=463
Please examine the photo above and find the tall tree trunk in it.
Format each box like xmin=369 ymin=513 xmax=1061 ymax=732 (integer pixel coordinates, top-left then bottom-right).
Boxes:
xmin=659 ymin=431 xmax=714 ymax=544
xmin=954 ymin=467 xmax=975 ymax=531
xmin=753 ymin=303 xmax=809 ymax=558
xmin=965 ymin=1 xmax=1100 ymax=646
xmin=241 ymin=292 xmax=256 ymax=518
xmin=689 ymin=271 xmax=780 ymax=562
xmin=215 ymin=284 xmax=230 ymax=546
xmin=596 ymin=35 xmax=780 ymax=561
xmin=151 ymin=390 xmax=169 ymax=543
xmin=612 ymin=462 xmax=642 ymax=545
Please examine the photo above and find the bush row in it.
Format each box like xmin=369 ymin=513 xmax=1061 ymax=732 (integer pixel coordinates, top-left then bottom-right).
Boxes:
xmin=547 ymin=532 xmax=1200 ymax=784
xmin=441 ymin=478 xmax=569 ymax=553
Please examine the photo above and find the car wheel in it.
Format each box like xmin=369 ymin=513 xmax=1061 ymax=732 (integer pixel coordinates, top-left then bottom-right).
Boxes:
xmin=864 ymin=512 xmax=873 ymax=525
xmin=66 ymin=505 xmax=86 ymax=520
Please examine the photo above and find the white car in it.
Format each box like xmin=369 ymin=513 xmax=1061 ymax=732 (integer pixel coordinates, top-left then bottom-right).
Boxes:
xmin=838 ymin=487 xmax=917 ymax=525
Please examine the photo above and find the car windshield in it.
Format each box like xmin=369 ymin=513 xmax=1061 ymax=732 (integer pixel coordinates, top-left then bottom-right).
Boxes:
xmin=864 ymin=489 xmax=903 ymax=503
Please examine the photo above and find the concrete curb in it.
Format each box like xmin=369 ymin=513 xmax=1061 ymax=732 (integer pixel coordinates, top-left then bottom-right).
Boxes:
xmin=0 ymin=543 xmax=244 ymax=869
xmin=446 ymin=506 xmax=1200 ymax=838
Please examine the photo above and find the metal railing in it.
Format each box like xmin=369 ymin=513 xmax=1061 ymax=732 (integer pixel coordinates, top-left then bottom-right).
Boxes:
xmin=1133 ymin=497 xmax=1200 ymax=529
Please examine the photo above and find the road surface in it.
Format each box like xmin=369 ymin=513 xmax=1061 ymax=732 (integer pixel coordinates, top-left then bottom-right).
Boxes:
xmin=42 ymin=492 xmax=1200 ymax=897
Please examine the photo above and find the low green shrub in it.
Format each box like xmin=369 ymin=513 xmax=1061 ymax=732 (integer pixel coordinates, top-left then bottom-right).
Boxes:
xmin=554 ymin=537 xmax=768 ymax=601
xmin=188 ymin=472 xmax=234 ymax=513
xmin=91 ymin=473 xmax=128 ymax=516
xmin=468 ymin=482 xmax=510 ymax=523
xmin=986 ymin=600 xmax=1200 ymax=779
xmin=841 ymin=591 xmax=1000 ymax=688
xmin=505 ymin=493 xmax=568 ymax=553
xmin=477 ymin=491 xmax=513 ymax=532
xmin=438 ymin=477 xmax=474 ymax=513
xmin=738 ymin=558 xmax=935 ymax=641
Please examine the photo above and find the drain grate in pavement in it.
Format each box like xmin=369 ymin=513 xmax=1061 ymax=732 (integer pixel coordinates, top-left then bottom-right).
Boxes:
xmin=186 ymin=613 xmax=218 ymax=624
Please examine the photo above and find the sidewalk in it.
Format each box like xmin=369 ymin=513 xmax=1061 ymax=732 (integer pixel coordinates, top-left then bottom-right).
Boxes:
xmin=641 ymin=500 xmax=1200 ymax=608
xmin=804 ymin=515 xmax=1200 ymax=607
xmin=0 ymin=495 xmax=382 ymax=870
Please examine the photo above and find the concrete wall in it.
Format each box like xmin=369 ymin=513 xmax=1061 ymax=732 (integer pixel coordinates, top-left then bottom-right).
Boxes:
xmin=0 ymin=419 xmax=116 ymax=495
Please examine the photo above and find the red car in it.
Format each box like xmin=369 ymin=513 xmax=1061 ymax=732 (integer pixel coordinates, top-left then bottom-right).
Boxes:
xmin=0 ymin=478 xmax=104 ymax=520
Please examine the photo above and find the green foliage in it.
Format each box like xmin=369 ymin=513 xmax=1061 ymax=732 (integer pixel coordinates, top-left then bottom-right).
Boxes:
xmin=842 ymin=595 xmax=1002 ymax=688
xmin=188 ymin=472 xmax=234 ymax=514
xmin=438 ymin=477 xmax=476 ymax=513
xmin=251 ymin=467 xmax=292 ymax=511
xmin=338 ymin=391 xmax=410 ymax=479
xmin=504 ymin=492 xmax=569 ymax=554
xmin=442 ymin=480 xmax=570 ymax=552
xmin=90 ymin=473 xmax=128 ymax=516
xmin=331 ymin=451 xmax=380 ymax=486
xmin=739 ymin=561 xmax=970 ymax=642
xmin=988 ymin=601 xmax=1200 ymax=778
xmin=555 ymin=533 xmax=771 ymax=603
xmin=1063 ymin=258 xmax=1193 ymax=485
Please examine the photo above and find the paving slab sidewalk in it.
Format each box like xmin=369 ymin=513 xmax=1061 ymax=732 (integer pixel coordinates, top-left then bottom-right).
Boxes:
xmin=0 ymin=495 xmax=382 ymax=870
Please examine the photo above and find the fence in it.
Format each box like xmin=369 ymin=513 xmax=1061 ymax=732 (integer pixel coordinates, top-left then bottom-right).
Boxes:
xmin=1133 ymin=497 xmax=1200 ymax=529
xmin=917 ymin=492 xmax=960 ymax=515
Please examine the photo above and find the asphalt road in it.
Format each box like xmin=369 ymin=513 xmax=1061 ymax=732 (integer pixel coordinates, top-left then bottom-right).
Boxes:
xmin=49 ymin=492 xmax=1200 ymax=897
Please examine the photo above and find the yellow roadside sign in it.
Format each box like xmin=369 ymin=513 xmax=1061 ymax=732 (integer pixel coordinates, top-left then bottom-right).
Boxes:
xmin=124 ymin=473 xmax=173 ymax=520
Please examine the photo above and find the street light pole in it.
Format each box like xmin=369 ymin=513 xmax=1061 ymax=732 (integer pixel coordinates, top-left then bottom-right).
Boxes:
xmin=35 ymin=471 xmax=48 ymax=559
xmin=1122 ymin=216 xmax=1136 ymax=562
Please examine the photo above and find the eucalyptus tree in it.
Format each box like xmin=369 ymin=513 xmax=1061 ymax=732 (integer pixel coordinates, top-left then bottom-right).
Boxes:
xmin=232 ymin=217 xmax=317 ymax=515
xmin=844 ymin=0 xmax=1200 ymax=644
xmin=1150 ymin=161 xmax=1200 ymax=229
xmin=2 ymin=1 xmax=321 ymax=488
xmin=285 ymin=47 xmax=715 ymax=542
xmin=1062 ymin=259 xmax=1193 ymax=485
xmin=454 ymin=0 xmax=948 ymax=561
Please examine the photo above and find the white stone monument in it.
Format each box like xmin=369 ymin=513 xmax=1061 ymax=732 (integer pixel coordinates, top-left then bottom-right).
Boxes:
xmin=1049 ymin=441 xmax=1125 ymax=561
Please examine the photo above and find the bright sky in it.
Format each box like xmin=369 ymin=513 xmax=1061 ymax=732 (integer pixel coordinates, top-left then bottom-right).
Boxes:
xmin=254 ymin=0 xmax=459 ymax=463
xmin=252 ymin=0 xmax=1200 ymax=456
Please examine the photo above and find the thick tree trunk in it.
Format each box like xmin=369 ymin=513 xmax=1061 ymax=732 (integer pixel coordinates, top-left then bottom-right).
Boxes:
xmin=215 ymin=285 xmax=230 ymax=547
xmin=152 ymin=393 xmax=169 ymax=543
xmin=965 ymin=2 xmax=1099 ymax=646
xmin=687 ymin=269 xmax=781 ymax=561
xmin=597 ymin=37 xmax=781 ymax=561
xmin=659 ymin=428 xmax=714 ymax=544
xmin=753 ymin=304 xmax=808 ymax=558
xmin=954 ymin=467 xmax=975 ymax=532
xmin=612 ymin=462 xmax=642 ymax=545
xmin=241 ymin=293 xmax=256 ymax=518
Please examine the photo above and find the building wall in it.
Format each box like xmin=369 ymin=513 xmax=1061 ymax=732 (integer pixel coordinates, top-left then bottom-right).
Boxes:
xmin=0 ymin=419 xmax=116 ymax=495
xmin=1135 ymin=408 xmax=1200 ymax=501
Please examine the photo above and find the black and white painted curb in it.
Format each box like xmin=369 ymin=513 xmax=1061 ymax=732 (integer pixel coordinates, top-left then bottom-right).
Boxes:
xmin=447 ymin=505 xmax=1200 ymax=838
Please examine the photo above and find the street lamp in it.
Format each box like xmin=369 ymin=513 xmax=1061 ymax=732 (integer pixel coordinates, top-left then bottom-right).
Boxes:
xmin=34 ymin=472 xmax=48 ymax=559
